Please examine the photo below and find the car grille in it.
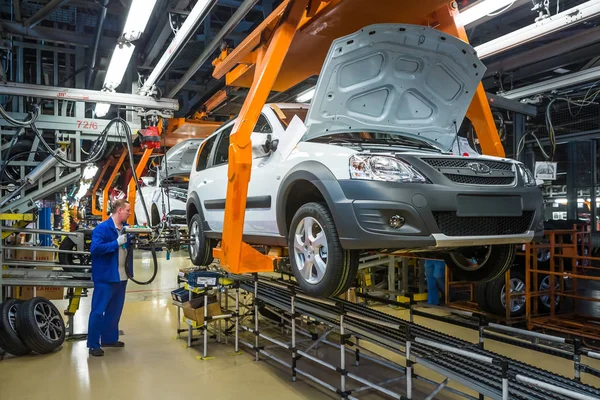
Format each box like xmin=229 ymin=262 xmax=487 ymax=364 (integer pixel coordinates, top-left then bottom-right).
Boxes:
xmin=444 ymin=174 xmax=515 ymax=185
xmin=421 ymin=158 xmax=515 ymax=185
xmin=433 ymin=211 xmax=535 ymax=237
xmin=422 ymin=158 xmax=513 ymax=171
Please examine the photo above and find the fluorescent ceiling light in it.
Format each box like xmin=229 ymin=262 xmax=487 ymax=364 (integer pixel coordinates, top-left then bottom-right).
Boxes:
xmin=95 ymin=103 xmax=111 ymax=118
xmin=458 ymin=0 xmax=516 ymax=26
xmin=140 ymin=0 xmax=215 ymax=95
xmin=122 ymin=0 xmax=159 ymax=42
xmin=104 ymin=43 xmax=135 ymax=90
xmin=296 ymin=87 xmax=316 ymax=103
xmin=475 ymin=0 xmax=600 ymax=59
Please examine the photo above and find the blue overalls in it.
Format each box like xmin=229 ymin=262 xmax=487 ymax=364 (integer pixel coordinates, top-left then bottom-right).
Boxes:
xmin=87 ymin=217 xmax=133 ymax=350
xmin=425 ymin=259 xmax=446 ymax=305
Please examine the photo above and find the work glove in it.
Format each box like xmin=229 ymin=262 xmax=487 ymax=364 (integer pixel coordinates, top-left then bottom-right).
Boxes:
xmin=117 ymin=234 xmax=127 ymax=246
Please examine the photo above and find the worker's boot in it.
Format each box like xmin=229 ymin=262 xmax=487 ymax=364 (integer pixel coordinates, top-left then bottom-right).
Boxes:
xmin=102 ymin=341 xmax=125 ymax=348
xmin=89 ymin=348 xmax=105 ymax=357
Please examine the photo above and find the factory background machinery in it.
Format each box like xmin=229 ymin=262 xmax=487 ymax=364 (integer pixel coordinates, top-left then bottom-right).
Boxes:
xmin=1 ymin=1 xmax=600 ymax=399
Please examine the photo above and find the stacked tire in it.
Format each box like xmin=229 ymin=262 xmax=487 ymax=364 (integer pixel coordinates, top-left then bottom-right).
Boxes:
xmin=0 ymin=297 xmax=65 ymax=357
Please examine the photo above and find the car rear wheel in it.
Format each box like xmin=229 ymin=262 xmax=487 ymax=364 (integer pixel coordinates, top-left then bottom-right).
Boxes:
xmin=445 ymin=244 xmax=516 ymax=282
xmin=188 ymin=214 xmax=214 ymax=266
xmin=288 ymin=202 xmax=359 ymax=298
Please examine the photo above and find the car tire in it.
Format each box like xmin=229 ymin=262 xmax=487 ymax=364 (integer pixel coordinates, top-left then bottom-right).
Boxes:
xmin=538 ymin=274 xmax=561 ymax=313
xmin=188 ymin=213 xmax=214 ymax=266
xmin=58 ymin=236 xmax=91 ymax=276
xmin=475 ymin=282 xmax=491 ymax=313
xmin=15 ymin=297 xmax=65 ymax=354
xmin=485 ymin=269 xmax=526 ymax=317
xmin=151 ymin=204 xmax=161 ymax=227
xmin=0 ymin=299 xmax=31 ymax=356
xmin=444 ymin=244 xmax=516 ymax=283
xmin=288 ymin=202 xmax=359 ymax=298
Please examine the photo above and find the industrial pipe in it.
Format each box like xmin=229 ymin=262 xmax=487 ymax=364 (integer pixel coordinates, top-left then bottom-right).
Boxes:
xmin=86 ymin=0 xmax=110 ymax=89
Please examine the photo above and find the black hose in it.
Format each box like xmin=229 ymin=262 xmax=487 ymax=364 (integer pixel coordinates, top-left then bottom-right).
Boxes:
xmin=125 ymin=242 xmax=159 ymax=286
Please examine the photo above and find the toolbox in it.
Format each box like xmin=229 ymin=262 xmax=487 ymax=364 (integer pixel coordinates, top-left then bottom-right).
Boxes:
xmin=171 ymin=287 xmax=190 ymax=303
xmin=187 ymin=270 xmax=221 ymax=287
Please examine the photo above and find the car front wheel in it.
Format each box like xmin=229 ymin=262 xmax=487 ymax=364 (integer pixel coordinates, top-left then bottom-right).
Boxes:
xmin=188 ymin=214 xmax=214 ymax=266
xmin=288 ymin=202 xmax=359 ymax=298
xmin=444 ymin=244 xmax=516 ymax=282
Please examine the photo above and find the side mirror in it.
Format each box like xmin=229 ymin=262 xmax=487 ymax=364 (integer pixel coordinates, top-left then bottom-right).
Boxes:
xmin=261 ymin=134 xmax=279 ymax=154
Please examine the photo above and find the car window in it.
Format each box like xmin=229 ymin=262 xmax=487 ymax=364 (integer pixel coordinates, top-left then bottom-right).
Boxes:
xmin=212 ymin=125 xmax=234 ymax=167
xmin=195 ymin=135 xmax=217 ymax=172
xmin=254 ymin=114 xmax=272 ymax=133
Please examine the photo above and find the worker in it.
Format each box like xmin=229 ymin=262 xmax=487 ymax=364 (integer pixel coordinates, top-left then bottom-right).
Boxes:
xmin=424 ymin=259 xmax=446 ymax=305
xmin=87 ymin=199 xmax=133 ymax=357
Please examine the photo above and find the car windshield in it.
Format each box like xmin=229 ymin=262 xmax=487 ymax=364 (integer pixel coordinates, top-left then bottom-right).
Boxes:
xmin=307 ymin=132 xmax=443 ymax=152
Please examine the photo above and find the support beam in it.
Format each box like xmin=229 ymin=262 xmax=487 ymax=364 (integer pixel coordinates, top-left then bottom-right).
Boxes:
xmin=0 ymin=20 xmax=115 ymax=49
xmin=14 ymin=0 xmax=21 ymax=22
xmin=213 ymin=0 xmax=308 ymax=274
xmin=0 ymin=82 xmax=179 ymax=113
xmin=475 ymin=0 xmax=600 ymax=59
xmin=24 ymin=0 xmax=71 ymax=28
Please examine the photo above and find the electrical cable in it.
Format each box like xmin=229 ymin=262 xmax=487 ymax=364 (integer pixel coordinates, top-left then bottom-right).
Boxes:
xmin=487 ymin=1 xmax=516 ymax=16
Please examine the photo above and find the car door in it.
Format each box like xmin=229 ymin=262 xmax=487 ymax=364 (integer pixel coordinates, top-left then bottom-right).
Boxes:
xmin=196 ymin=123 xmax=233 ymax=231
xmin=190 ymin=129 xmax=221 ymax=230
xmin=203 ymin=112 xmax=278 ymax=235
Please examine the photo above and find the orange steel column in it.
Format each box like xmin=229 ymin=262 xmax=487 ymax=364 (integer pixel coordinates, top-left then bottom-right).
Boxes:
xmin=126 ymin=148 xmax=153 ymax=225
xmin=213 ymin=0 xmax=309 ymax=274
xmin=436 ymin=1 xmax=505 ymax=157
xmin=91 ymin=161 xmax=111 ymax=216
xmin=101 ymin=151 xmax=127 ymax=221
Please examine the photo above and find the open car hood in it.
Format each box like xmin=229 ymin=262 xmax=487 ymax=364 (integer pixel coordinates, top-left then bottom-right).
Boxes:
xmin=158 ymin=138 xmax=204 ymax=181
xmin=303 ymin=24 xmax=486 ymax=151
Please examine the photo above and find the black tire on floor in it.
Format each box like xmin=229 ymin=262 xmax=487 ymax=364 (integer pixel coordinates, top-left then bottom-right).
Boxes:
xmin=475 ymin=282 xmax=491 ymax=313
xmin=288 ymin=202 xmax=359 ymax=298
xmin=16 ymin=297 xmax=65 ymax=354
xmin=538 ymin=274 xmax=561 ymax=314
xmin=0 ymin=299 xmax=31 ymax=356
xmin=58 ymin=236 xmax=91 ymax=275
xmin=485 ymin=269 xmax=526 ymax=317
xmin=188 ymin=213 xmax=214 ymax=266
xmin=444 ymin=244 xmax=516 ymax=283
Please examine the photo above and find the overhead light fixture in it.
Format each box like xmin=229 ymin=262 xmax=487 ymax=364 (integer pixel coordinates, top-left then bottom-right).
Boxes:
xmin=554 ymin=68 xmax=570 ymax=74
xmin=296 ymin=87 xmax=316 ymax=103
xmin=122 ymin=0 xmax=159 ymax=42
xmin=103 ymin=42 xmax=135 ymax=90
xmin=458 ymin=0 xmax=516 ymax=26
xmin=475 ymin=0 xmax=600 ymax=59
xmin=140 ymin=0 xmax=217 ymax=95
xmin=95 ymin=103 xmax=111 ymax=118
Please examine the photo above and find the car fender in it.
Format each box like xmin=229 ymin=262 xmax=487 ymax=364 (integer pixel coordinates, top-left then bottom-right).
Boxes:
xmin=186 ymin=191 xmax=205 ymax=225
xmin=275 ymin=161 xmax=351 ymax=237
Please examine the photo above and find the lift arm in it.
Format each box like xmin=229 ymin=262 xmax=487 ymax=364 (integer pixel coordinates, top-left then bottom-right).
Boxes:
xmin=214 ymin=0 xmax=505 ymax=275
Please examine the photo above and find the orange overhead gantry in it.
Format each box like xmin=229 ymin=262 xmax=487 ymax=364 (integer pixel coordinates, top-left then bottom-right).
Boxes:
xmin=211 ymin=0 xmax=504 ymax=275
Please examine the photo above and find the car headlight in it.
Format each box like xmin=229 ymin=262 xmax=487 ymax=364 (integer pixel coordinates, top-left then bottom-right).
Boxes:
xmin=349 ymin=155 xmax=428 ymax=183
xmin=517 ymin=163 xmax=536 ymax=187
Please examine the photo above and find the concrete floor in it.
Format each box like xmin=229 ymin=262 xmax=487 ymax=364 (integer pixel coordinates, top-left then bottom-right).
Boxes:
xmin=1 ymin=252 xmax=600 ymax=400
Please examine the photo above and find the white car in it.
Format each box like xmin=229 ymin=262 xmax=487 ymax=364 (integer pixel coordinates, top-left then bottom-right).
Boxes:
xmin=186 ymin=24 xmax=544 ymax=297
xmin=135 ymin=139 xmax=204 ymax=227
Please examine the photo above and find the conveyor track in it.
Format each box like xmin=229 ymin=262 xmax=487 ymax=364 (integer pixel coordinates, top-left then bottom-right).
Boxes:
xmin=239 ymin=279 xmax=599 ymax=400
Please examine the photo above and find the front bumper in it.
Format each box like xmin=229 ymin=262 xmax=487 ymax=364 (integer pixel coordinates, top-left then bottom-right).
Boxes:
xmin=329 ymin=179 xmax=544 ymax=251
